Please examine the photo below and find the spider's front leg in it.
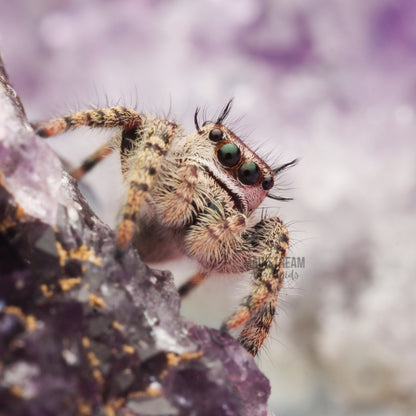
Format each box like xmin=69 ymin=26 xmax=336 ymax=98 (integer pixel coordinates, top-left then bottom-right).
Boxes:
xmin=32 ymin=106 xmax=180 ymax=250
xmin=117 ymin=120 xmax=179 ymax=249
xmin=33 ymin=106 xmax=142 ymax=137
xmin=222 ymin=217 xmax=289 ymax=356
xmin=32 ymin=107 xmax=144 ymax=180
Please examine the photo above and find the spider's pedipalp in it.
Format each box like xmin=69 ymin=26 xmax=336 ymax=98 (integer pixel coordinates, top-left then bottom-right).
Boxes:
xmin=156 ymin=163 xmax=199 ymax=227
xmin=184 ymin=203 xmax=249 ymax=273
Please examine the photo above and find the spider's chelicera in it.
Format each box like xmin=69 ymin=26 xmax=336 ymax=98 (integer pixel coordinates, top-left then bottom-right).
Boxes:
xmin=33 ymin=100 xmax=296 ymax=356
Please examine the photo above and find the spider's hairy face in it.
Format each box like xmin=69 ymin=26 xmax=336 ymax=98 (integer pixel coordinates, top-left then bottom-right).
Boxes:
xmin=175 ymin=122 xmax=274 ymax=215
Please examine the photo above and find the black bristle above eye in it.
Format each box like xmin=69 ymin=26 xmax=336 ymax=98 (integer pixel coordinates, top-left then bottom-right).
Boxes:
xmin=195 ymin=99 xmax=233 ymax=131
xmin=273 ymin=158 xmax=298 ymax=175
xmin=216 ymin=99 xmax=233 ymax=125
xmin=194 ymin=107 xmax=201 ymax=132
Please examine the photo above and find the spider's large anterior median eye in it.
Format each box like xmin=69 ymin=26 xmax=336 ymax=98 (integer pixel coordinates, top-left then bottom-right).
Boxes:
xmin=209 ymin=128 xmax=223 ymax=142
xmin=238 ymin=161 xmax=261 ymax=185
xmin=217 ymin=143 xmax=241 ymax=167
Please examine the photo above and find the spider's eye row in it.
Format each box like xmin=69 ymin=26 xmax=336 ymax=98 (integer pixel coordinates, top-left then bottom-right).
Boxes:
xmin=238 ymin=161 xmax=261 ymax=185
xmin=217 ymin=143 xmax=241 ymax=167
xmin=209 ymin=128 xmax=223 ymax=142
xmin=262 ymin=175 xmax=274 ymax=190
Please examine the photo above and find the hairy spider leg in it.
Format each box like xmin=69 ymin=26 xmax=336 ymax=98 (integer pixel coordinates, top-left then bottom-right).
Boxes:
xmin=117 ymin=120 xmax=178 ymax=249
xmin=221 ymin=217 xmax=289 ymax=355
xmin=32 ymin=107 xmax=143 ymax=179
xmin=69 ymin=140 xmax=114 ymax=180
xmin=178 ymin=270 xmax=209 ymax=297
xmin=32 ymin=106 xmax=142 ymax=137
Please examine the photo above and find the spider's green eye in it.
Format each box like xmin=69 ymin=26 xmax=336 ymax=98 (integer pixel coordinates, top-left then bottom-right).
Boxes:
xmin=209 ymin=128 xmax=223 ymax=142
xmin=238 ymin=161 xmax=261 ymax=185
xmin=262 ymin=175 xmax=274 ymax=190
xmin=217 ymin=143 xmax=241 ymax=167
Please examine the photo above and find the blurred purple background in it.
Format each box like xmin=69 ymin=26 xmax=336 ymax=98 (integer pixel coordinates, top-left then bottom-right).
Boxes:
xmin=1 ymin=1 xmax=415 ymax=415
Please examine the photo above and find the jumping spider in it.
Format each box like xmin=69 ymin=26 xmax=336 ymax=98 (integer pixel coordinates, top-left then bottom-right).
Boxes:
xmin=33 ymin=100 xmax=296 ymax=356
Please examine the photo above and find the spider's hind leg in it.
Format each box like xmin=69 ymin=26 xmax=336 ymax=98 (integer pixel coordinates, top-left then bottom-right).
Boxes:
xmin=70 ymin=140 xmax=114 ymax=180
xmin=178 ymin=271 xmax=209 ymax=298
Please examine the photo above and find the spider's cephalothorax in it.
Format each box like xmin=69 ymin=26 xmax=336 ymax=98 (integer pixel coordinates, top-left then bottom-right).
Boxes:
xmin=33 ymin=101 xmax=296 ymax=356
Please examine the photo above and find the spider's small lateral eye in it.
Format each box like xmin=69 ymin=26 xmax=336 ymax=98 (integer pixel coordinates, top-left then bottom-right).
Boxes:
xmin=262 ymin=175 xmax=274 ymax=190
xmin=209 ymin=128 xmax=223 ymax=142
xmin=238 ymin=161 xmax=261 ymax=185
xmin=217 ymin=143 xmax=241 ymax=167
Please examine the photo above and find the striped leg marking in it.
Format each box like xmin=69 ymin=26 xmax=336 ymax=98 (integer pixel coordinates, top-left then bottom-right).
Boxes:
xmin=33 ymin=106 xmax=142 ymax=137
xmin=117 ymin=124 xmax=176 ymax=249
xmin=70 ymin=140 xmax=114 ymax=180
xmin=178 ymin=271 xmax=208 ymax=298
xmin=221 ymin=218 xmax=289 ymax=356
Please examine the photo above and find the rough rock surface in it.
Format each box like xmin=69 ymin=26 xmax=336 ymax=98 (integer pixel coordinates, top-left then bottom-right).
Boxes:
xmin=0 ymin=56 xmax=271 ymax=416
